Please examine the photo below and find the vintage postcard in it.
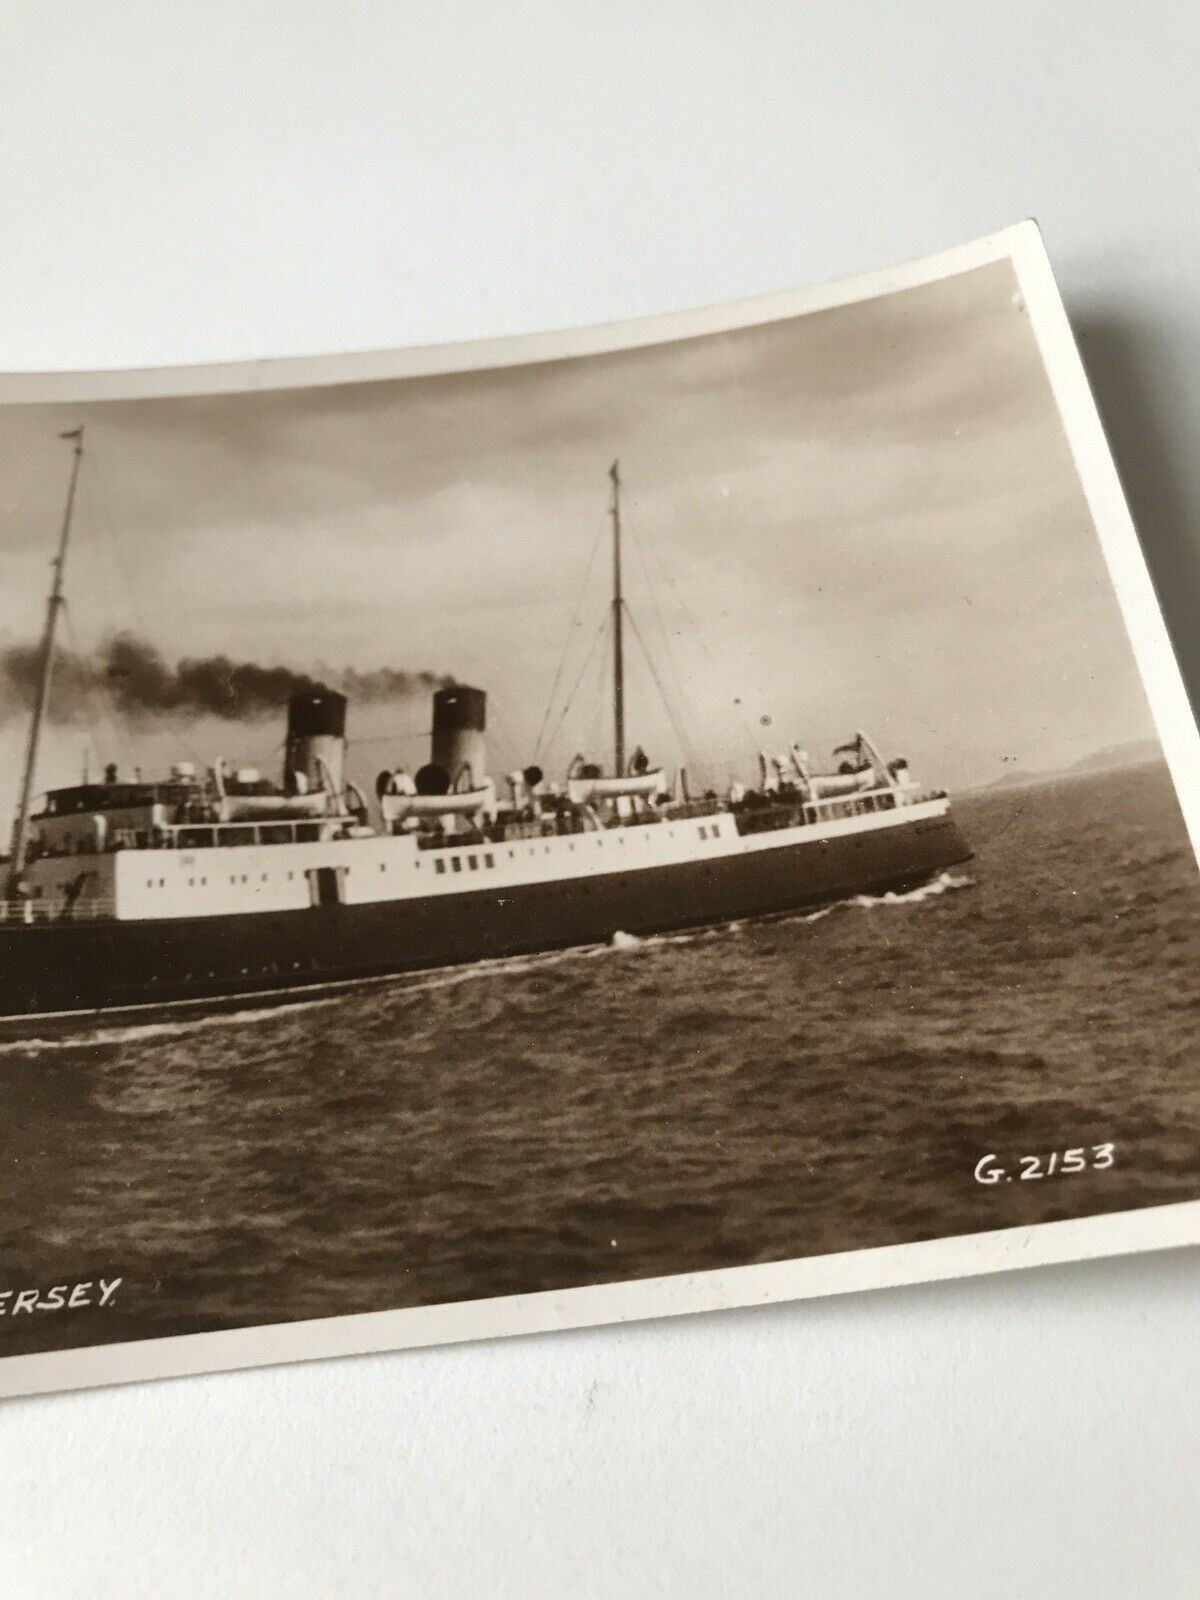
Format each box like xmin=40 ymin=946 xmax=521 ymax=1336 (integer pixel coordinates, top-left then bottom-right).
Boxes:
xmin=1 ymin=223 xmax=1197 ymax=1398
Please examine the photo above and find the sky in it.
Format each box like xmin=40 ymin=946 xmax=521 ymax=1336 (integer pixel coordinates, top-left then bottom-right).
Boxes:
xmin=0 ymin=258 xmax=1159 ymax=817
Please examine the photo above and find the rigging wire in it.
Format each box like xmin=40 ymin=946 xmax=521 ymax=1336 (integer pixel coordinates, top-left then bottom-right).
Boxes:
xmin=532 ymin=512 xmax=608 ymax=762
xmin=79 ymin=455 xmax=210 ymax=768
xmin=624 ymin=499 xmax=758 ymax=742
xmin=60 ymin=600 xmax=138 ymax=773
xmin=538 ymin=615 xmax=608 ymax=767
xmin=583 ymin=614 xmax=611 ymax=759
xmin=621 ymin=508 xmax=704 ymax=759
xmin=81 ymin=454 xmax=148 ymax=631
xmin=632 ymin=491 xmax=944 ymax=763
xmin=480 ymin=701 xmax=523 ymax=781
xmin=622 ymin=604 xmax=698 ymax=770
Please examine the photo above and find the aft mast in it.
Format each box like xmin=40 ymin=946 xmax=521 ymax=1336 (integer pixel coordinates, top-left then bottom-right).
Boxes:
xmin=609 ymin=459 xmax=625 ymax=777
xmin=8 ymin=427 xmax=84 ymax=891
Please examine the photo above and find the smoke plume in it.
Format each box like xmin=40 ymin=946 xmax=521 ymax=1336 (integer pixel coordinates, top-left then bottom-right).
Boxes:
xmin=0 ymin=632 xmax=452 ymax=725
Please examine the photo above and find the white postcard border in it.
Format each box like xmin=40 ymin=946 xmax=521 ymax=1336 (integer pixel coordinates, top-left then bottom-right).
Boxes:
xmin=4 ymin=1201 xmax=1197 ymax=1400
xmin=2 ymin=221 xmax=1198 ymax=1400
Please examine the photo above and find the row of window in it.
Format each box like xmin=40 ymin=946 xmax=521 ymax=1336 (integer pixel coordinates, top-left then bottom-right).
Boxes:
xmin=147 ymin=870 xmax=309 ymax=889
xmin=811 ymin=793 xmax=897 ymax=822
xmin=429 ymin=823 xmax=719 ymax=877
xmin=434 ymin=851 xmax=497 ymax=876
xmin=142 ymin=821 xmax=724 ymax=892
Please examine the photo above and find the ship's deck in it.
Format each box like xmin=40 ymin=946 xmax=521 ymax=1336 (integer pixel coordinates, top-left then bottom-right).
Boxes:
xmin=3 ymin=788 xmax=952 ymax=928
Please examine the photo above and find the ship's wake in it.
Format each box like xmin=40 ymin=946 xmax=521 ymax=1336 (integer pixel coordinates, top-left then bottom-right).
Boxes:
xmin=0 ymin=997 xmax=338 ymax=1056
xmin=850 ymin=870 xmax=975 ymax=909
xmin=608 ymin=870 xmax=975 ymax=950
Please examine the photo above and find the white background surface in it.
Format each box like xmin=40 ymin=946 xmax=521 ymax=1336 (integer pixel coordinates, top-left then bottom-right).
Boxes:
xmin=1 ymin=5 xmax=1198 ymax=1595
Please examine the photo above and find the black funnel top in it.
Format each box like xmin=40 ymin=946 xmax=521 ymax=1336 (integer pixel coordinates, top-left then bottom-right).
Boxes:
xmin=286 ymin=688 xmax=347 ymax=738
xmin=432 ymin=685 xmax=486 ymax=732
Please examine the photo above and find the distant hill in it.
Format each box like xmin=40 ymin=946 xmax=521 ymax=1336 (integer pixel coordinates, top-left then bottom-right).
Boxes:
xmin=985 ymin=769 xmax=1040 ymax=791
xmin=1064 ymin=738 xmax=1162 ymax=775
xmin=979 ymin=737 xmax=1163 ymax=793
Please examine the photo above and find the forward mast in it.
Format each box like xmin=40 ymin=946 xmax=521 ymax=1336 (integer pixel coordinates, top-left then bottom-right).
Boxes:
xmin=8 ymin=428 xmax=84 ymax=893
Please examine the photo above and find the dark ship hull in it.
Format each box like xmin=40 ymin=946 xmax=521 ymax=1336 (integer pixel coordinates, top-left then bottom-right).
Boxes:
xmin=0 ymin=810 xmax=970 ymax=1028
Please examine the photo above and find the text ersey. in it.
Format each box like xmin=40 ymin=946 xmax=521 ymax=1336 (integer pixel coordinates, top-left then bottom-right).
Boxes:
xmin=0 ymin=1277 xmax=122 ymax=1318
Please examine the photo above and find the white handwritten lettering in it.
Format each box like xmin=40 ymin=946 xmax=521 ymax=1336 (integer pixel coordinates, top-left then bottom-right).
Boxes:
xmin=0 ymin=1276 xmax=124 ymax=1320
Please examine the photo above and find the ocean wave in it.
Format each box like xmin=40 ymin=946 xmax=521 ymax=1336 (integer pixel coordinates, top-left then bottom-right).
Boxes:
xmin=383 ymin=939 xmax=623 ymax=996
xmin=0 ymin=873 xmax=978 ymax=1052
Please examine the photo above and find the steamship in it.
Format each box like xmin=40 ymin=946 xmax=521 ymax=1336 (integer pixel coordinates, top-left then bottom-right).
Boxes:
xmin=0 ymin=436 xmax=971 ymax=1027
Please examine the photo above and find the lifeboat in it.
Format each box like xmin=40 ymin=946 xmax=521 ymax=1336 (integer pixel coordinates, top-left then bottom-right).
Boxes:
xmin=215 ymin=790 xmax=334 ymax=822
xmin=210 ymin=757 xmax=335 ymax=821
xmin=566 ymin=769 xmax=668 ymax=806
xmin=805 ymin=770 xmax=878 ymax=800
xmin=380 ymin=780 xmax=497 ymax=827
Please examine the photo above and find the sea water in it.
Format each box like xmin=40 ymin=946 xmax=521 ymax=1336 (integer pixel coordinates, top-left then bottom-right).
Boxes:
xmin=2 ymin=763 xmax=1198 ymax=1355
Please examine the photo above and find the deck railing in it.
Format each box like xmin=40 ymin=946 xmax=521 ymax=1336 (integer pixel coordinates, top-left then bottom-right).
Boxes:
xmin=0 ymin=896 xmax=118 ymax=926
xmin=32 ymin=816 xmax=348 ymax=858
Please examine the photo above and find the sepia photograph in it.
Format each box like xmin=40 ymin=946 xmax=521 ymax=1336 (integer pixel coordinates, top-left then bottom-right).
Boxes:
xmin=1 ymin=225 xmax=1198 ymax=1397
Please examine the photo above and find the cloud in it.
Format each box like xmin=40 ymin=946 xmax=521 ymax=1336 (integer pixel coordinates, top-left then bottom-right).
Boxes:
xmin=0 ymin=257 xmax=1157 ymax=812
